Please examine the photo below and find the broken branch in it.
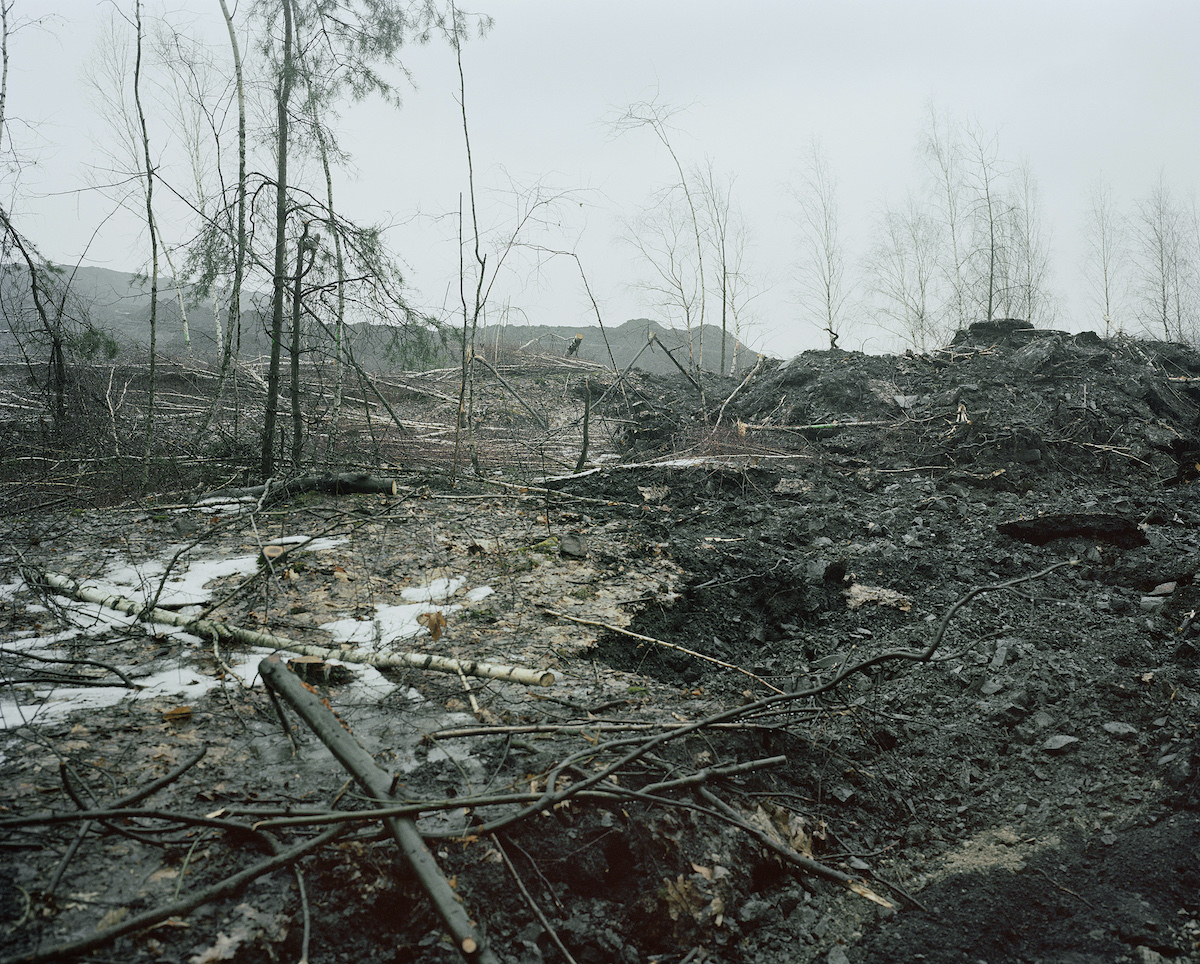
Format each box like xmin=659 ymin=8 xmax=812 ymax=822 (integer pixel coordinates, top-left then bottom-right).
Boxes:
xmin=544 ymin=608 xmax=784 ymax=693
xmin=259 ymin=655 xmax=500 ymax=964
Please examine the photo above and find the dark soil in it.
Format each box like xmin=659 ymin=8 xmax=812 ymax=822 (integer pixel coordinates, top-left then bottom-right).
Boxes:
xmin=2 ymin=327 xmax=1199 ymax=964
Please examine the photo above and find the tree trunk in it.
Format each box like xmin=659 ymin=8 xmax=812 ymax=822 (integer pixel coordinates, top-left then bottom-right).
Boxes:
xmin=262 ymin=0 xmax=293 ymax=481
xmin=289 ymin=221 xmax=309 ymax=468
xmin=311 ymin=108 xmax=347 ymax=454
xmin=133 ymin=0 xmax=159 ymax=482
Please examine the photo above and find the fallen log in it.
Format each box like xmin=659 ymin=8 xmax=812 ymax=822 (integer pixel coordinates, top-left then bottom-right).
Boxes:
xmin=260 ymin=655 xmax=500 ymax=964
xmin=24 ymin=568 xmax=554 ymax=687
xmin=282 ymin=640 xmax=554 ymax=687
xmin=202 ymin=471 xmax=397 ymax=504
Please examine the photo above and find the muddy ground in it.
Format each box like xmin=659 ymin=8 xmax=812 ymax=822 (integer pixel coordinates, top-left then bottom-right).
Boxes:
xmin=1 ymin=324 xmax=1199 ymax=964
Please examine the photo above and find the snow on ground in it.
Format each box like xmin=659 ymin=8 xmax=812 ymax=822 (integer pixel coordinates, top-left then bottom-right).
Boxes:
xmin=1 ymin=539 xmax=496 ymax=730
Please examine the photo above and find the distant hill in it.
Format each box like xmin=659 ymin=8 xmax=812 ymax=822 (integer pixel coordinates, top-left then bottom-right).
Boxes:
xmin=475 ymin=317 xmax=760 ymax=375
xmin=0 ymin=264 xmax=763 ymax=374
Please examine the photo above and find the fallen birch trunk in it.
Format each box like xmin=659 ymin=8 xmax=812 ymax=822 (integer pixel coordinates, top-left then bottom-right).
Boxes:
xmin=25 ymin=569 xmax=554 ymax=687
xmin=260 ymin=655 xmax=500 ymax=964
xmin=282 ymin=640 xmax=554 ymax=687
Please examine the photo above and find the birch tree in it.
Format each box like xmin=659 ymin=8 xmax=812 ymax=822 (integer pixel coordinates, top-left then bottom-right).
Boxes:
xmin=921 ymin=102 xmax=969 ymax=332
xmin=1081 ymin=176 xmax=1128 ymax=337
xmin=869 ymin=194 xmax=942 ymax=350
xmin=1133 ymin=172 xmax=1195 ymax=341
xmin=792 ymin=139 xmax=852 ymax=348
xmin=998 ymin=158 xmax=1056 ymax=326
xmin=611 ymin=97 xmax=708 ymax=366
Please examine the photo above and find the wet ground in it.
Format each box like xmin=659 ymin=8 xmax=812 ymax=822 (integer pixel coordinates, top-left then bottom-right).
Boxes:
xmin=1 ymin=326 xmax=1199 ymax=963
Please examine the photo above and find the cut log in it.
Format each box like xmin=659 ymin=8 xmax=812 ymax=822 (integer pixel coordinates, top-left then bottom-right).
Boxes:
xmin=203 ymin=471 xmax=397 ymax=505
xmin=260 ymin=655 xmax=500 ymax=964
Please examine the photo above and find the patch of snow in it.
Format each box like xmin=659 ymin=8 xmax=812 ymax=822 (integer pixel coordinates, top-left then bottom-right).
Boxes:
xmin=92 ymin=554 xmax=260 ymax=608
xmin=266 ymin=535 xmax=347 ymax=552
xmin=322 ymin=601 xmax=461 ymax=647
xmin=464 ymin=585 xmax=494 ymax=603
xmin=400 ymin=577 xmax=465 ymax=603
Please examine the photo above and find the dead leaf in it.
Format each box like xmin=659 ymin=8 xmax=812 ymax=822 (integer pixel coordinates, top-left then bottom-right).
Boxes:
xmin=417 ymin=610 xmax=446 ymax=641
xmin=663 ymin=875 xmax=704 ymax=922
xmin=97 ymin=906 xmax=130 ymax=931
xmin=188 ymin=927 xmax=252 ymax=964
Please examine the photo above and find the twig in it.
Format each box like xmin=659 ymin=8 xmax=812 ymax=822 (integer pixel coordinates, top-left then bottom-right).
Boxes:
xmin=697 ymin=788 xmax=892 ymax=907
xmin=544 ymin=608 xmax=785 ymax=694
xmin=592 ymin=334 xmax=656 ymax=409
xmin=492 ymin=834 xmax=580 ymax=964
xmin=211 ymin=628 xmax=247 ymax=688
xmin=44 ymin=748 xmax=207 ymax=897
xmin=574 ymin=379 xmax=590 ymax=473
xmin=24 ymin=567 xmax=554 ymax=687
xmin=458 ymin=562 xmax=1080 ymax=837
xmin=713 ymin=353 xmax=764 ymax=428
xmin=0 ymin=825 xmax=349 ymax=964
xmin=653 ymin=337 xmax=704 ymax=397
xmin=0 ymin=647 xmax=141 ymax=690
xmin=294 ymin=861 xmax=312 ymax=964
xmin=472 ymin=354 xmax=548 ymax=428
xmin=640 ymin=755 xmax=786 ymax=793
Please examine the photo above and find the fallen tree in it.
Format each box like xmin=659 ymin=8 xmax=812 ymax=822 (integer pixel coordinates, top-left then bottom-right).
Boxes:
xmin=22 ymin=568 xmax=554 ymax=687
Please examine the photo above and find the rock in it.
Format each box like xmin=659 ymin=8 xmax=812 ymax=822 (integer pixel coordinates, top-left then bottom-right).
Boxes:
xmin=1102 ymin=721 xmax=1138 ymax=739
xmin=737 ymin=898 xmax=772 ymax=924
xmin=1042 ymin=734 xmax=1081 ymax=753
xmin=992 ymin=702 xmax=1029 ymax=726
xmin=827 ymin=946 xmax=852 ymax=964
xmin=989 ymin=641 xmax=1011 ymax=668
xmin=1140 ymin=595 xmax=1166 ymax=612
xmin=559 ymin=532 xmax=588 ymax=558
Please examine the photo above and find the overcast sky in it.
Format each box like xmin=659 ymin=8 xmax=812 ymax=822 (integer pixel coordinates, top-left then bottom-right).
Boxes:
xmin=8 ymin=0 xmax=1200 ymax=358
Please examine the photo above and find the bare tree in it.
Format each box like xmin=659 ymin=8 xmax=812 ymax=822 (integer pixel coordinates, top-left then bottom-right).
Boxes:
xmin=695 ymin=159 xmax=759 ymax=373
xmin=260 ymin=0 xmax=295 ymax=480
xmin=1081 ymin=176 xmax=1129 ymax=337
xmin=611 ymin=97 xmax=708 ymax=366
xmin=921 ymin=102 xmax=969 ymax=332
xmin=960 ymin=121 xmax=1009 ymax=324
xmin=792 ymin=139 xmax=851 ymax=348
xmin=868 ymin=193 xmax=942 ymax=350
xmin=130 ymin=0 xmax=160 ymax=480
xmin=621 ymin=189 xmax=702 ymax=351
xmin=1133 ymin=172 xmax=1195 ymax=341
xmin=255 ymin=0 xmax=457 ymax=478
xmin=0 ymin=5 xmax=103 ymax=432
xmin=998 ymin=157 xmax=1056 ymax=326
